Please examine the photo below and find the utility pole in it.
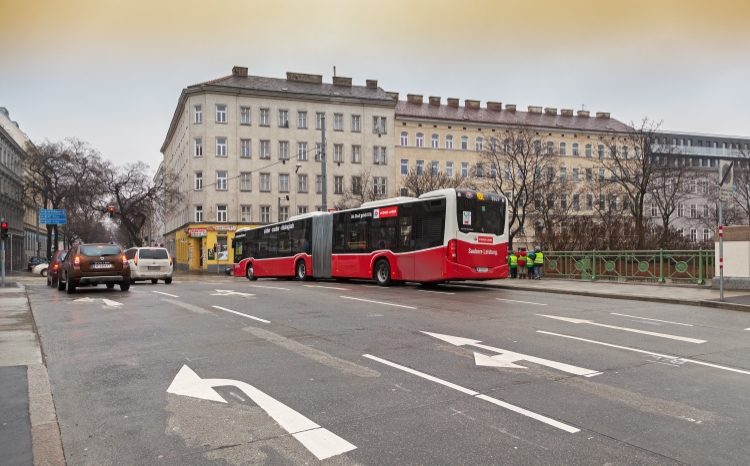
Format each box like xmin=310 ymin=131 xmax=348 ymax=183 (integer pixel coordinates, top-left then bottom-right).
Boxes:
xmin=36 ymin=202 xmax=40 ymax=258
xmin=321 ymin=115 xmax=327 ymax=212
xmin=718 ymin=161 xmax=733 ymax=302
xmin=1 ymin=217 xmax=5 ymax=286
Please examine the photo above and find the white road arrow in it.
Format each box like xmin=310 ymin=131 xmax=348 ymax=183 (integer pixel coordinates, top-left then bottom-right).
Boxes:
xmin=536 ymin=314 xmax=706 ymax=344
xmin=73 ymin=297 xmax=123 ymax=307
xmin=166 ymin=365 xmax=356 ymax=460
xmin=211 ymin=289 xmax=256 ymax=298
xmin=422 ymin=331 xmax=601 ymax=377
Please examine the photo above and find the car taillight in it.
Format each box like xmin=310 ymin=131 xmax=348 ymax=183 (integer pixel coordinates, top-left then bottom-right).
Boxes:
xmin=74 ymin=256 xmax=81 ymax=267
xmin=134 ymin=255 xmax=138 ymax=266
xmin=447 ymin=240 xmax=458 ymax=262
xmin=122 ymin=255 xmax=128 ymax=266
xmin=169 ymin=255 xmax=173 ymax=267
xmin=53 ymin=263 xmax=59 ymax=270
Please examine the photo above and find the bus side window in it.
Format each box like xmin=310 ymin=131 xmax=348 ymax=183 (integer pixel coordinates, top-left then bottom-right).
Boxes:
xmin=249 ymin=231 xmax=259 ymax=258
xmin=371 ymin=218 xmax=396 ymax=250
xmin=414 ymin=200 xmax=446 ymax=250
xmin=348 ymin=219 xmax=369 ymax=252
xmin=278 ymin=230 xmax=292 ymax=257
xmin=397 ymin=206 xmax=414 ymax=252
xmin=332 ymin=213 xmax=346 ymax=254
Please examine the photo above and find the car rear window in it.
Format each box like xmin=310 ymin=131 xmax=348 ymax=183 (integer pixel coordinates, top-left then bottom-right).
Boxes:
xmin=139 ymin=248 xmax=169 ymax=259
xmin=80 ymin=245 xmax=122 ymax=257
xmin=58 ymin=252 xmax=68 ymax=261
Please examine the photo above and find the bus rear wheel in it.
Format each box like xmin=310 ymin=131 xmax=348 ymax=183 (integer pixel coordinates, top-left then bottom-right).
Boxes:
xmin=295 ymin=260 xmax=308 ymax=281
xmin=246 ymin=264 xmax=258 ymax=281
xmin=374 ymin=260 xmax=391 ymax=287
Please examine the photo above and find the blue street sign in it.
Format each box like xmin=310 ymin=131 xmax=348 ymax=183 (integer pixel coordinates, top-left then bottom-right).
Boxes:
xmin=40 ymin=209 xmax=67 ymax=225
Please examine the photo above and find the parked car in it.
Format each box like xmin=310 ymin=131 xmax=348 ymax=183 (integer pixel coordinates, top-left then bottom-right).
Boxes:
xmin=58 ymin=243 xmax=130 ymax=293
xmin=27 ymin=256 xmax=47 ymax=271
xmin=32 ymin=262 xmax=49 ymax=277
xmin=124 ymin=247 xmax=173 ymax=284
xmin=46 ymin=249 xmax=69 ymax=288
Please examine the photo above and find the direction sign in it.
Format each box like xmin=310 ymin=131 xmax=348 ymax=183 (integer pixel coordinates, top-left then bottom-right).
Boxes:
xmin=40 ymin=209 xmax=67 ymax=225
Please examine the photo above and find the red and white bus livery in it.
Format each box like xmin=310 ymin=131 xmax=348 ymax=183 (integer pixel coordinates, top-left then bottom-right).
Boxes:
xmin=232 ymin=188 xmax=509 ymax=286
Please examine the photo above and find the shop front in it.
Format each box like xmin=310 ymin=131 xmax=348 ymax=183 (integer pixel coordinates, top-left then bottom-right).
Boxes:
xmin=167 ymin=223 xmax=259 ymax=271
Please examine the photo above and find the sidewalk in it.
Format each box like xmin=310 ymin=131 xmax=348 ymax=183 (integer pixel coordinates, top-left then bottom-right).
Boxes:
xmin=471 ymin=277 xmax=750 ymax=312
xmin=0 ymin=281 xmax=65 ymax=465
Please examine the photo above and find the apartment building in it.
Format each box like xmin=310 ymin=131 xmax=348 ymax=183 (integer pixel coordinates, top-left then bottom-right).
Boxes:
xmin=160 ymin=67 xmax=396 ymax=269
xmin=0 ymin=107 xmax=26 ymax=269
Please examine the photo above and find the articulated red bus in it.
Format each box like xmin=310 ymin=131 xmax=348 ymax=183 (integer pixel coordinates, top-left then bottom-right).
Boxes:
xmin=232 ymin=188 xmax=509 ymax=286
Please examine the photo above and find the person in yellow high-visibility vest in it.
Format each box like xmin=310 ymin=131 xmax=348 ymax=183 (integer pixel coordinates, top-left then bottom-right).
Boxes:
xmin=534 ymin=247 xmax=544 ymax=280
xmin=508 ymin=250 xmax=518 ymax=278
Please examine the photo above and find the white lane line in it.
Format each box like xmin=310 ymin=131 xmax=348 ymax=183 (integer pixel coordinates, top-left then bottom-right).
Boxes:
xmin=745 ymin=328 xmax=750 ymax=331
xmin=537 ymin=314 xmax=706 ymax=344
xmin=363 ymin=354 xmax=579 ymax=433
xmin=212 ymin=305 xmax=270 ymax=323
xmin=303 ymin=285 xmax=351 ymax=291
xmin=246 ymin=284 xmax=290 ymax=291
xmin=101 ymin=298 xmax=123 ymax=307
xmin=538 ymin=331 xmax=750 ymax=376
xmin=611 ymin=313 xmax=693 ymax=326
xmin=497 ymin=298 xmax=547 ymax=306
xmin=340 ymin=296 xmax=417 ymax=309
xmin=418 ymin=289 xmax=456 ymax=295
xmin=153 ymin=291 xmax=179 ymax=298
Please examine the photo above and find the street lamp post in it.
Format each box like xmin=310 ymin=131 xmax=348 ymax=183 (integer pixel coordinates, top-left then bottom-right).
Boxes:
xmin=294 ymin=163 xmax=302 ymax=215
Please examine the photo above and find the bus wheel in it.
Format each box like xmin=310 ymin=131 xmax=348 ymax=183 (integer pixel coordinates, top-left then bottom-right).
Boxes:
xmin=295 ymin=260 xmax=308 ymax=281
xmin=374 ymin=260 xmax=391 ymax=287
xmin=246 ymin=264 xmax=258 ymax=281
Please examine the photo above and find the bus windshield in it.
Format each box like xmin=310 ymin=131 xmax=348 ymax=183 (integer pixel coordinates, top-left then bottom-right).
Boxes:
xmin=456 ymin=191 xmax=506 ymax=235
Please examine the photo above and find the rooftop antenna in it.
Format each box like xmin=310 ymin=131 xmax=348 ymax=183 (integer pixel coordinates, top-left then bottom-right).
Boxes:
xmin=582 ymin=104 xmax=587 ymax=111
xmin=333 ymin=66 xmax=336 ymax=77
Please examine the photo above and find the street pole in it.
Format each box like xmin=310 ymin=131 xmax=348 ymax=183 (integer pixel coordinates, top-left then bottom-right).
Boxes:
xmin=719 ymin=201 xmax=723 ymax=302
xmin=321 ymin=115 xmax=327 ymax=212
xmin=1 ymin=217 xmax=5 ymax=286
xmin=278 ymin=197 xmax=281 ymax=223
xmin=36 ymin=202 xmax=40 ymax=258
xmin=9 ymin=233 xmax=12 ymax=274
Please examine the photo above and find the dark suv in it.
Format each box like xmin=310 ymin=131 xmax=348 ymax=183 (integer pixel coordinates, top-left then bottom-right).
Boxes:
xmin=58 ymin=243 xmax=131 ymax=293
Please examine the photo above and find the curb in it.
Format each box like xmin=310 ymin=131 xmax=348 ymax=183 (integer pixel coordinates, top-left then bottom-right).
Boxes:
xmin=467 ymin=282 xmax=750 ymax=313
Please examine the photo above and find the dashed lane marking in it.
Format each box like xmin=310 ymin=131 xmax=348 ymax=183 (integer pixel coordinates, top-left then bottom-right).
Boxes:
xmin=418 ymin=289 xmax=456 ymax=295
xmin=340 ymin=296 xmax=417 ymax=309
xmin=212 ymin=305 xmax=270 ymax=323
xmin=153 ymin=291 xmax=179 ymax=298
xmin=303 ymin=285 xmax=351 ymax=291
xmin=611 ymin=313 xmax=693 ymax=326
xmin=246 ymin=284 xmax=290 ymax=291
xmin=537 ymin=314 xmax=706 ymax=344
xmin=496 ymin=298 xmax=547 ymax=306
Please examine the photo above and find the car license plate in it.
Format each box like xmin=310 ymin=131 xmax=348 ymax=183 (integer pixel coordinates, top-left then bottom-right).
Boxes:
xmin=94 ymin=262 xmax=113 ymax=269
xmin=148 ymin=266 xmax=160 ymax=270
xmin=476 ymin=267 xmax=489 ymax=273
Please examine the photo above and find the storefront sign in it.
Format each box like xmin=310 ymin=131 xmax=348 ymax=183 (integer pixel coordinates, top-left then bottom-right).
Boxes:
xmin=209 ymin=225 xmax=237 ymax=231
xmin=189 ymin=228 xmax=207 ymax=237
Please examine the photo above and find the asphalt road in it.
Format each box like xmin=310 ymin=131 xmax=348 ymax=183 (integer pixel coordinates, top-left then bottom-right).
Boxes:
xmin=24 ymin=273 xmax=750 ymax=465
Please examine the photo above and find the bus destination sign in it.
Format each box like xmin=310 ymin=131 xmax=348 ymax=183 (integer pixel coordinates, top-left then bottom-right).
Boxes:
xmin=373 ymin=206 xmax=398 ymax=219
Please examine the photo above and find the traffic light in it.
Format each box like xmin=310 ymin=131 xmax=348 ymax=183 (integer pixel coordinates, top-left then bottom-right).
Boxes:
xmin=1 ymin=221 xmax=8 ymax=240
xmin=108 ymin=206 xmax=115 ymax=218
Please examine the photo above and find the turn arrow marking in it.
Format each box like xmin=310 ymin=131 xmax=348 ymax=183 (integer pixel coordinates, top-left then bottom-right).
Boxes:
xmin=166 ymin=365 xmax=356 ymax=460
xmin=422 ymin=331 xmax=601 ymax=377
xmin=536 ymin=314 xmax=706 ymax=344
xmin=73 ymin=297 xmax=123 ymax=307
xmin=211 ymin=289 xmax=256 ymax=298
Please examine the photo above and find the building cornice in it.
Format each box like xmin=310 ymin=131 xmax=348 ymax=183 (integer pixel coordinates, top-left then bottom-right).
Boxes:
xmin=394 ymin=115 xmax=621 ymax=137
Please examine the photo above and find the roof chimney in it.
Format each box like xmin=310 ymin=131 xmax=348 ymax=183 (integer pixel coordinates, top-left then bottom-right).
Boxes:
xmin=232 ymin=66 xmax=248 ymax=77
xmin=505 ymin=104 xmax=516 ymax=112
xmin=596 ymin=112 xmax=611 ymax=119
xmin=429 ymin=96 xmax=441 ymax=105
xmin=544 ymin=107 xmax=557 ymax=115
xmin=528 ymin=106 xmax=542 ymax=114
xmin=366 ymin=79 xmax=378 ymax=89
xmin=465 ymin=100 xmax=480 ymax=109
xmin=332 ymin=76 xmax=352 ymax=86
xmin=287 ymin=72 xmax=323 ymax=84
xmin=577 ymin=110 xmax=590 ymax=117
xmin=561 ymin=109 xmax=574 ymax=117
xmin=487 ymin=101 xmax=503 ymax=111
xmin=386 ymin=91 xmax=399 ymax=101
xmin=447 ymin=98 xmax=460 ymax=107
xmin=407 ymin=94 xmax=423 ymax=104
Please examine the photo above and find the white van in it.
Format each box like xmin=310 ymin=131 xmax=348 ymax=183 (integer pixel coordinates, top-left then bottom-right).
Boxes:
xmin=124 ymin=247 xmax=173 ymax=284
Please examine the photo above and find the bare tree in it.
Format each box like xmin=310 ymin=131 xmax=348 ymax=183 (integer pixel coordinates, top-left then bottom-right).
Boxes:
xmin=731 ymin=143 xmax=750 ymax=226
xmin=400 ymin=165 xmax=475 ymax=198
xmin=648 ymin=152 xmax=699 ymax=247
xmin=333 ymin=168 xmax=387 ymax=210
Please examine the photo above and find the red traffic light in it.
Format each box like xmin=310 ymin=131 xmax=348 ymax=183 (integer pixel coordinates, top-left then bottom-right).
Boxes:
xmin=0 ymin=222 xmax=7 ymax=229
xmin=108 ymin=206 xmax=115 ymax=218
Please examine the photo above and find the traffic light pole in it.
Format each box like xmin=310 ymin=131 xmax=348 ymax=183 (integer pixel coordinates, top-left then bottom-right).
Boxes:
xmin=1 ymin=217 xmax=5 ymax=286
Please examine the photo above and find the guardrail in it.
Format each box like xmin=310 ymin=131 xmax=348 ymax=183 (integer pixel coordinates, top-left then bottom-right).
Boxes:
xmin=542 ymin=249 xmax=714 ymax=284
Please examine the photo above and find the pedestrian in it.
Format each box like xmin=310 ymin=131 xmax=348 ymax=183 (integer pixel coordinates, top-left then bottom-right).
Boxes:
xmin=517 ymin=250 xmax=527 ymax=278
xmin=526 ymin=250 xmax=536 ymax=280
xmin=508 ymin=250 xmax=518 ymax=278
xmin=534 ymin=246 xmax=544 ymax=280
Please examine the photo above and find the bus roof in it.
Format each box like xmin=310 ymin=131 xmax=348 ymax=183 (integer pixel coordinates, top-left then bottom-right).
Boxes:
xmin=359 ymin=196 xmax=418 ymax=209
xmin=287 ymin=211 xmax=329 ymax=222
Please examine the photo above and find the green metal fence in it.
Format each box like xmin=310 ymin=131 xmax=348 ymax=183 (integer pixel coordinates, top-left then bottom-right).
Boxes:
xmin=542 ymin=249 xmax=714 ymax=284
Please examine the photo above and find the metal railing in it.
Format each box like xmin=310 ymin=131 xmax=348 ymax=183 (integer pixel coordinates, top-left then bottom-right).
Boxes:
xmin=542 ymin=249 xmax=714 ymax=284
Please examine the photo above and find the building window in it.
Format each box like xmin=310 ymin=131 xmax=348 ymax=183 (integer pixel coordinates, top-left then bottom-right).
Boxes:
xmin=651 ymin=204 xmax=658 ymax=217
xmin=586 ymin=194 xmax=593 ymax=210
xmin=260 ymin=206 xmax=271 ymax=223
xmin=476 ymin=137 xmax=483 ymax=151
xmin=217 ymin=205 xmax=227 ymax=222
xmin=316 ymin=112 xmax=325 ymax=130
xmin=373 ymin=146 xmax=386 ymax=165
xmin=559 ymin=142 xmax=567 ymax=156
xmin=446 ymin=135 xmax=454 ymax=149
xmin=431 ymin=134 xmax=439 ymax=148
xmin=573 ymin=194 xmax=580 ymax=211
xmin=216 ymin=171 xmax=227 ymax=190
xmin=559 ymin=167 xmax=567 ymax=183
xmin=572 ymin=143 xmax=579 ymax=156
xmin=351 ymin=176 xmax=362 ymax=195
xmin=315 ymin=143 xmax=323 ymax=161
xmin=416 ymin=160 xmax=424 ymax=176
xmin=446 ymin=161 xmax=454 ymax=177
xmin=416 ymin=133 xmax=424 ymax=147
xmin=586 ymin=168 xmax=593 ymax=183
xmin=333 ymin=144 xmax=344 ymax=163
xmin=279 ymin=110 xmax=289 ymax=127
xmin=298 ymin=174 xmax=308 ymax=193
xmin=279 ymin=206 xmax=289 ymax=222
xmin=241 ymin=205 xmax=252 ymax=222
xmin=240 ymin=107 xmax=251 ymax=125
xmin=260 ymin=173 xmax=270 ymax=192
xmin=546 ymin=141 xmax=554 ymax=155
xmin=585 ymin=144 xmax=592 ymax=157
xmin=279 ymin=174 xmax=289 ymax=193
xmin=334 ymin=176 xmax=344 ymax=194
xmin=599 ymin=194 xmax=606 ymax=211
xmin=598 ymin=168 xmax=605 ymax=182
xmin=690 ymin=229 xmax=697 ymax=242
xmin=400 ymin=131 xmax=409 ymax=146
xmin=400 ymin=159 xmax=408 ymax=176
xmin=260 ymin=140 xmax=270 ymax=159
xmin=216 ymin=105 xmax=226 ymax=123
xmin=351 ymin=115 xmax=361 ymax=132
xmin=240 ymin=139 xmax=251 ymax=158
xmin=279 ymin=141 xmax=289 ymax=160
xmin=703 ymin=204 xmax=709 ymax=217
xmin=240 ymin=172 xmax=251 ymax=191
xmin=461 ymin=136 xmax=468 ymax=150
xmin=572 ymin=167 xmax=580 ymax=183
xmin=678 ymin=203 xmax=684 ymax=217
xmin=298 ymin=111 xmax=307 ymax=129
xmin=690 ymin=204 xmax=697 ymax=218
xmin=195 ymin=205 xmax=203 ymax=222
xmin=561 ymin=194 xmax=568 ymax=210
xmin=216 ymin=138 xmax=227 ymax=156
xmin=609 ymin=195 xmax=618 ymax=211
xmin=703 ymin=229 xmax=710 ymax=241
xmin=475 ymin=163 xmax=484 ymax=178
xmin=490 ymin=163 xmax=497 ymax=179
xmin=373 ymin=177 xmax=387 ymax=196
xmin=333 ymin=113 xmax=343 ymax=131
xmin=373 ymin=116 xmax=386 ymax=133
xmin=297 ymin=206 xmax=308 ymax=215
xmin=461 ymin=162 xmax=469 ymax=178
xmin=194 ymin=172 xmax=202 ymax=190
xmin=622 ymin=146 xmax=629 ymax=159
xmin=351 ymin=145 xmax=361 ymax=163
xmin=194 ymin=105 xmax=202 ymax=123
xmin=316 ymin=175 xmax=323 ymax=193
xmin=297 ymin=142 xmax=308 ymax=161
xmin=260 ymin=108 xmax=270 ymax=126
xmin=431 ymin=161 xmax=439 ymax=176
xmin=194 ymin=138 xmax=203 ymax=157
xmin=400 ymin=187 xmax=409 ymax=196
xmin=598 ymin=145 xmax=605 ymax=159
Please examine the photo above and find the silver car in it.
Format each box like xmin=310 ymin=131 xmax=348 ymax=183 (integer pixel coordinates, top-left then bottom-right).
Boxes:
xmin=124 ymin=247 xmax=173 ymax=284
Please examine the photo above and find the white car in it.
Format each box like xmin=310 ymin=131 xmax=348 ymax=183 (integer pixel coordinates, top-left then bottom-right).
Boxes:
xmin=32 ymin=262 xmax=49 ymax=277
xmin=123 ymin=247 xmax=173 ymax=284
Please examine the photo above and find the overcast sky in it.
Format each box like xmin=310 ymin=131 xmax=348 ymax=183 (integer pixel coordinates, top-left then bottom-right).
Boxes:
xmin=2 ymin=0 xmax=749 ymax=170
